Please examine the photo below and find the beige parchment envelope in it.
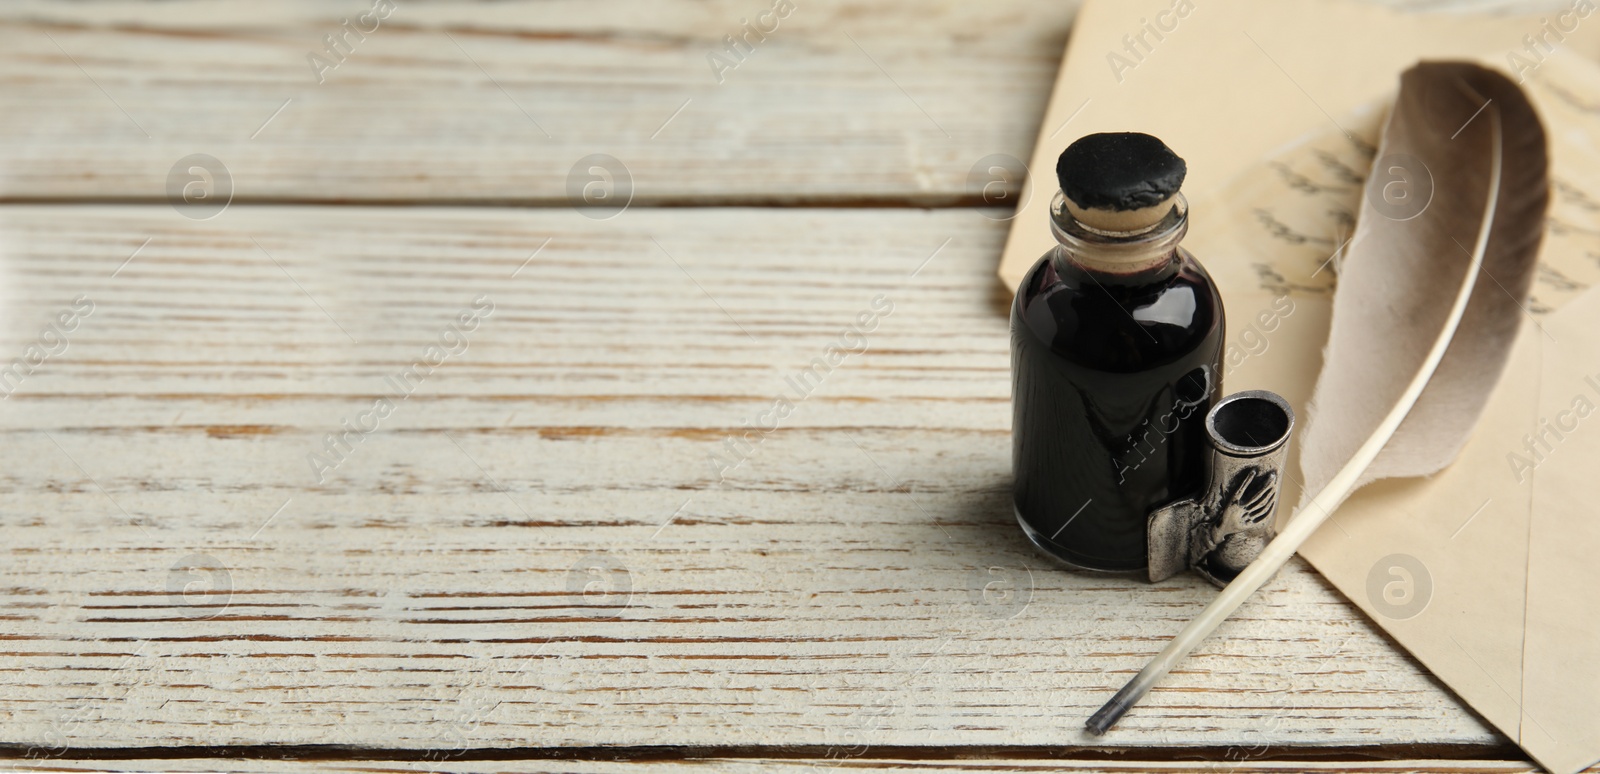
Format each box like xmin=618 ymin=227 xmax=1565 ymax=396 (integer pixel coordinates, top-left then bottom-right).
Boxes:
xmin=996 ymin=0 xmax=1600 ymax=771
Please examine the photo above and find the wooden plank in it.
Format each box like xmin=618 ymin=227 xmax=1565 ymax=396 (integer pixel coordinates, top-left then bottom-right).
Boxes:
xmin=0 ymin=0 xmax=1545 ymax=205
xmin=0 ymin=0 xmax=1069 ymax=204
xmin=2 ymin=756 xmax=1586 ymax=773
xmin=0 ymin=205 xmax=1496 ymax=751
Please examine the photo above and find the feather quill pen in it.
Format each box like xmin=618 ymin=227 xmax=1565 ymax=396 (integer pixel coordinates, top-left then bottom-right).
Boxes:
xmin=1087 ymin=61 xmax=1549 ymax=734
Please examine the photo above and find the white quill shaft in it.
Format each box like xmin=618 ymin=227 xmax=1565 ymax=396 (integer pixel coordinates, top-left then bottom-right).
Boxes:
xmin=1086 ymin=107 xmax=1503 ymax=735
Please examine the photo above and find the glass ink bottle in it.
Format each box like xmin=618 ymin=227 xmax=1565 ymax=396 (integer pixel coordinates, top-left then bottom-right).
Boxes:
xmin=1011 ymin=133 xmax=1225 ymax=573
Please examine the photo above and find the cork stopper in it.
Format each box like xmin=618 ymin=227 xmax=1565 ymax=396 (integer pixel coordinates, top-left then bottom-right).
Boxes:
xmin=1056 ymin=133 xmax=1187 ymax=233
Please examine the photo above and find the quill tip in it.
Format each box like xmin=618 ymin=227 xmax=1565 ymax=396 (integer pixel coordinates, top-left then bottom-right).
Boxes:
xmin=1085 ymin=678 xmax=1147 ymax=735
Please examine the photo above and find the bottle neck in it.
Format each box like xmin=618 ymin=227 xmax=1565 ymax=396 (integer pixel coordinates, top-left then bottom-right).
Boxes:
xmin=1048 ymin=191 xmax=1188 ymax=285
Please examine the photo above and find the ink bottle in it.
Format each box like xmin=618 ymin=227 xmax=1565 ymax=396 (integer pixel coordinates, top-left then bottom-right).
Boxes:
xmin=1011 ymin=133 xmax=1225 ymax=573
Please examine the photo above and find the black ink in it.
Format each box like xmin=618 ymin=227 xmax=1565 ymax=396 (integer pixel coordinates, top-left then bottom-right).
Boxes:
xmin=1012 ymin=245 xmax=1224 ymax=571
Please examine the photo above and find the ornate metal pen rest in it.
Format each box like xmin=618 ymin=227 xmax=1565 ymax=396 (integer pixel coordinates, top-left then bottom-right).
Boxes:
xmin=1147 ymin=390 xmax=1295 ymax=587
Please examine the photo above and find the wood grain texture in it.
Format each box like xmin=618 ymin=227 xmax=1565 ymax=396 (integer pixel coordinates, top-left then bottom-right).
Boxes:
xmin=0 ymin=756 xmax=1584 ymax=773
xmin=1 ymin=0 xmax=1558 ymax=206
xmin=0 ymin=0 xmax=1067 ymax=205
xmin=0 ymin=206 xmax=1493 ymax=753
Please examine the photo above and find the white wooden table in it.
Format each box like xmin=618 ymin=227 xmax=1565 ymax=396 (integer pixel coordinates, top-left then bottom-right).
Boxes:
xmin=0 ymin=1 xmax=1584 ymax=771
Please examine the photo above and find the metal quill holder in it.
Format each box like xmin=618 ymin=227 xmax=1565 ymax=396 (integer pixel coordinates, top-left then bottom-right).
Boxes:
xmin=1147 ymin=390 xmax=1295 ymax=586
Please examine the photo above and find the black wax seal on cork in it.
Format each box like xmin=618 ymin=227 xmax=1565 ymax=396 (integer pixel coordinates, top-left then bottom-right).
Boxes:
xmin=1056 ymin=132 xmax=1187 ymax=211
